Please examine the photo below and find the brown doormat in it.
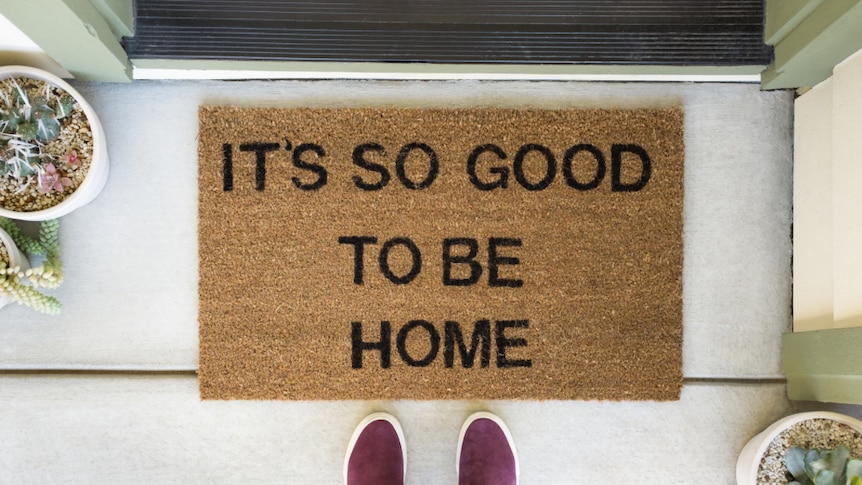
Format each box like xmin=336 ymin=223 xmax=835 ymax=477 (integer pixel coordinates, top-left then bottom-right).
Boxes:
xmin=198 ymin=107 xmax=684 ymax=401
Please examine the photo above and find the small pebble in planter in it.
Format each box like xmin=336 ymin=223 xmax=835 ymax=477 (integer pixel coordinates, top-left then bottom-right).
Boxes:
xmin=0 ymin=76 xmax=93 ymax=213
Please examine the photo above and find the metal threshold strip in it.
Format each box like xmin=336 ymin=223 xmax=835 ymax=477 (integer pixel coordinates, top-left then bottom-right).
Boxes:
xmin=124 ymin=0 xmax=772 ymax=81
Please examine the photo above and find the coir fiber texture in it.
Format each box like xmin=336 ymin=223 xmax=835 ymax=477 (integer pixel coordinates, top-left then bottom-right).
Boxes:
xmin=198 ymin=107 xmax=684 ymax=400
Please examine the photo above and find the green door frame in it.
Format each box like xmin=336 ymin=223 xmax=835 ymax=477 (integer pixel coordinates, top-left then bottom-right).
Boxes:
xmin=763 ymin=0 xmax=862 ymax=89
xmin=783 ymin=328 xmax=862 ymax=404
xmin=0 ymin=0 xmax=133 ymax=82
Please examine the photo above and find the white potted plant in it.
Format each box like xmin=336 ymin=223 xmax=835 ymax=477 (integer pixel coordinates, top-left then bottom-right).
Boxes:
xmin=737 ymin=411 xmax=862 ymax=484
xmin=0 ymin=216 xmax=63 ymax=314
xmin=0 ymin=65 xmax=109 ymax=221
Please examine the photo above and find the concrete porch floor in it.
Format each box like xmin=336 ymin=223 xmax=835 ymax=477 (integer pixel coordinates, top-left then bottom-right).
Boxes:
xmin=0 ymin=79 xmax=846 ymax=484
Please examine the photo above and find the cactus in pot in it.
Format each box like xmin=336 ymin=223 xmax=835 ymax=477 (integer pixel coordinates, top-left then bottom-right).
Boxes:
xmin=786 ymin=445 xmax=862 ymax=485
xmin=0 ymin=66 xmax=105 ymax=220
xmin=0 ymin=77 xmax=77 ymax=191
xmin=0 ymin=216 xmax=63 ymax=314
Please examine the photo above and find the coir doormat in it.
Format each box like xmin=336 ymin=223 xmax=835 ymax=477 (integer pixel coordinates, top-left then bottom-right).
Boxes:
xmin=198 ymin=107 xmax=684 ymax=401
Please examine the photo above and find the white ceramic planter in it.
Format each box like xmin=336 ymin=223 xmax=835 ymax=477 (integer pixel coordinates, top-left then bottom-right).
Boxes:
xmin=736 ymin=411 xmax=862 ymax=484
xmin=0 ymin=65 xmax=109 ymax=221
xmin=0 ymin=225 xmax=30 ymax=310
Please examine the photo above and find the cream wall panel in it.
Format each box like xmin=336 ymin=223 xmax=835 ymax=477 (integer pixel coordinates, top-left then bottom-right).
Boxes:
xmin=832 ymin=48 xmax=862 ymax=327
xmin=793 ymin=78 xmax=834 ymax=331
xmin=792 ymin=46 xmax=862 ymax=333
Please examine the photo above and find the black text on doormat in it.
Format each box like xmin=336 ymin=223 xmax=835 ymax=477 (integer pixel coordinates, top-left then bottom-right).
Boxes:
xmin=198 ymin=107 xmax=684 ymax=401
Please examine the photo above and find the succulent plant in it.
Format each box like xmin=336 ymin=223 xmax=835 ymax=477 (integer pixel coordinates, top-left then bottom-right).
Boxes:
xmin=786 ymin=445 xmax=862 ymax=485
xmin=0 ymin=77 xmax=75 ymax=190
xmin=0 ymin=216 xmax=63 ymax=315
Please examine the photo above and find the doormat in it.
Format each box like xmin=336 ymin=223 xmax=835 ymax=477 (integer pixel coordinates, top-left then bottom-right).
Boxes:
xmin=198 ymin=107 xmax=684 ymax=401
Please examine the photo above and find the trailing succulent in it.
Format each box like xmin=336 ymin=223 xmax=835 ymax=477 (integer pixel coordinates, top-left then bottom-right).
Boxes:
xmin=0 ymin=217 xmax=63 ymax=314
xmin=786 ymin=445 xmax=862 ymax=485
xmin=0 ymin=77 xmax=75 ymax=190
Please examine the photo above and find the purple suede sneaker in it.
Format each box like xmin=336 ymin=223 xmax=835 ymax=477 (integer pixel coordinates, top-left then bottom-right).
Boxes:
xmin=457 ymin=412 xmax=519 ymax=485
xmin=344 ymin=413 xmax=406 ymax=485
